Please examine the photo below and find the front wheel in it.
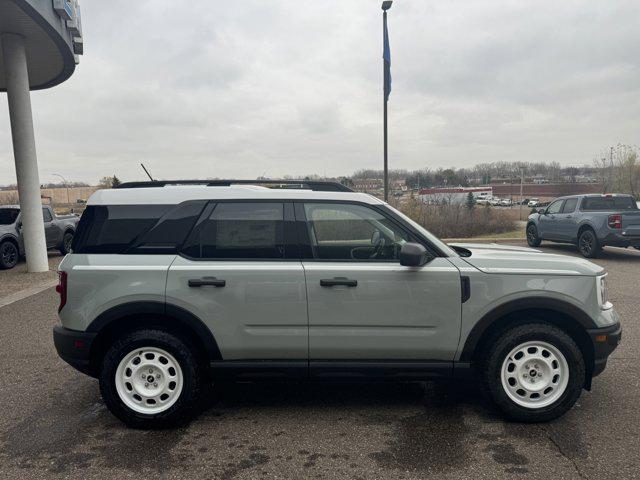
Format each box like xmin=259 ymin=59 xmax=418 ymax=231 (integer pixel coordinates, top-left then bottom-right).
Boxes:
xmin=526 ymin=224 xmax=541 ymax=247
xmin=99 ymin=329 xmax=204 ymax=428
xmin=481 ymin=323 xmax=585 ymax=422
xmin=0 ymin=241 xmax=19 ymax=269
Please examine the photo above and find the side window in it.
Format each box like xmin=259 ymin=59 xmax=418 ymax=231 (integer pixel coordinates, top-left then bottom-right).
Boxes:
xmin=127 ymin=201 xmax=207 ymax=254
xmin=562 ymin=198 xmax=578 ymax=213
xmin=547 ymin=200 xmax=564 ymax=215
xmin=303 ymin=203 xmax=413 ymax=261
xmin=182 ymin=203 xmax=285 ymax=259
xmin=42 ymin=208 xmax=53 ymax=222
xmin=72 ymin=205 xmax=172 ymax=254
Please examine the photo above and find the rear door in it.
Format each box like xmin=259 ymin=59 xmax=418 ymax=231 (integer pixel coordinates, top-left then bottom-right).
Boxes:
xmin=538 ymin=199 xmax=564 ymax=240
xmin=297 ymin=201 xmax=462 ymax=370
xmin=166 ymin=201 xmax=308 ymax=363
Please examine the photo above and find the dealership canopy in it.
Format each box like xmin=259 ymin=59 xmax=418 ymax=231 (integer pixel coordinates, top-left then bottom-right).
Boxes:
xmin=1 ymin=0 xmax=83 ymax=272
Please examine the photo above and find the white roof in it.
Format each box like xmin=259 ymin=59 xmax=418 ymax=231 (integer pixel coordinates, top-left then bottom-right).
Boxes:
xmin=87 ymin=185 xmax=384 ymax=206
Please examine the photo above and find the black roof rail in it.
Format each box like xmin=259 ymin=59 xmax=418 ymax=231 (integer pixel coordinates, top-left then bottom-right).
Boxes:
xmin=115 ymin=179 xmax=353 ymax=192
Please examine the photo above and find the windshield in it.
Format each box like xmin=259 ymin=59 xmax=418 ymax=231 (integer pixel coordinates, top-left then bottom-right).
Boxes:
xmin=384 ymin=204 xmax=458 ymax=257
xmin=0 ymin=208 xmax=20 ymax=225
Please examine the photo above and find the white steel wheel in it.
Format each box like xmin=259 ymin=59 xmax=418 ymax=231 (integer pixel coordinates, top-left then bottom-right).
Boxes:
xmin=500 ymin=341 xmax=569 ymax=409
xmin=115 ymin=347 xmax=184 ymax=415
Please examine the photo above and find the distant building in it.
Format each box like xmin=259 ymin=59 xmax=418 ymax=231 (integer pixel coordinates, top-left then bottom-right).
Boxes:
xmin=418 ymin=187 xmax=493 ymax=205
xmin=353 ymin=179 xmax=383 ymax=192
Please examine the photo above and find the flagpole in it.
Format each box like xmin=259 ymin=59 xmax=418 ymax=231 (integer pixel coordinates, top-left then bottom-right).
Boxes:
xmin=381 ymin=1 xmax=392 ymax=202
xmin=383 ymin=9 xmax=389 ymax=202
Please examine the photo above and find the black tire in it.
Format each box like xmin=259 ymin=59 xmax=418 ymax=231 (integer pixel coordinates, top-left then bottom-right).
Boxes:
xmin=577 ymin=228 xmax=601 ymax=258
xmin=480 ymin=322 xmax=585 ymax=423
xmin=59 ymin=231 xmax=74 ymax=255
xmin=526 ymin=224 xmax=542 ymax=247
xmin=0 ymin=241 xmax=19 ymax=270
xmin=99 ymin=329 xmax=204 ymax=428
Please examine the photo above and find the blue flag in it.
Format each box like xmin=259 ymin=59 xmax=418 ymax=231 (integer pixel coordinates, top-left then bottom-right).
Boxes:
xmin=383 ymin=19 xmax=392 ymax=100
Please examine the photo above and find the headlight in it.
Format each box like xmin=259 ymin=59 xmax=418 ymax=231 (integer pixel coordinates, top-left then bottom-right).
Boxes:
xmin=597 ymin=274 xmax=612 ymax=310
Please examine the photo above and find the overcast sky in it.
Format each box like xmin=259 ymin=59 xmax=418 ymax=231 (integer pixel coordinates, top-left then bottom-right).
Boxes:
xmin=1 ymin=0 xmax=639 ymax=185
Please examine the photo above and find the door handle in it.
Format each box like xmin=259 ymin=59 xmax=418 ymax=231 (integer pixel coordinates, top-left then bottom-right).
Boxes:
xmin=565 ymin=215 xmax=572 ymax=218
xmin=320 ymin=277 xmax=357 ymax=287
xmin=188 ymin=277 xmax=226 ymax=288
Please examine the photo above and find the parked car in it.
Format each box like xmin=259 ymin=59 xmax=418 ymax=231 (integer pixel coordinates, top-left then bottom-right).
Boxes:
xmin=526 ymin=194 xmax=640 ymax=257
xmin=53 ymin=180 xmax=621 ymax=428
xmin=0 ymin=204 xmax=79 ymax=269
xmin=528 ymin=198 xmax=541 ymax=207
xmin=488 ymin=197 xmax=502 ymax=206
xmin=500 ymin=198 xmax=513 ymax=207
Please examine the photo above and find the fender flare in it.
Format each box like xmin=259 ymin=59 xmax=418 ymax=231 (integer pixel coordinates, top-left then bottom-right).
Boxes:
xmin=87 ymin=301 xmax=222 ymax=361
xmin=459 ymin=297 xmax=597 ymax=362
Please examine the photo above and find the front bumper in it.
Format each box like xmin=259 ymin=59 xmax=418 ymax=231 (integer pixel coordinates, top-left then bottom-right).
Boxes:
xmin=53 ymin=325 xmax=97 ymax=377
xmin=587 ymin=322 xmax=621 ymax=378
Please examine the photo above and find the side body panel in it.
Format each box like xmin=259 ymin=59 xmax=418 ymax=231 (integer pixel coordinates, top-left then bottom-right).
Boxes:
xmin=166 ymin=256 xmax=308 ymax=360
xmin=58 ymin=253 xmax=176 ymax=331
xmin=303 ymin=258 xmax=462 ymax=360
xmin=447 ymin=256 xmax=603 ymax=361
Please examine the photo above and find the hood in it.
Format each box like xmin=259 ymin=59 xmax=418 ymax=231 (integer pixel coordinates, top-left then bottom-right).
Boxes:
xmin=449 ymin=242 xmax=604 ymax=276
xmin=0 ymin=224 xmax=17 ymax=235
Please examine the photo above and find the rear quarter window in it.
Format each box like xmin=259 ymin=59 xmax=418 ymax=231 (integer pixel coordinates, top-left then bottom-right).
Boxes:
xmin=72 ymin=202 xmax=206 ymax=254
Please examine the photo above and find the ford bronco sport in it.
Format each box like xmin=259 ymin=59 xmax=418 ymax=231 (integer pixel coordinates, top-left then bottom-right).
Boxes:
xmin=53 ymin=180 xmax=621 ymax=428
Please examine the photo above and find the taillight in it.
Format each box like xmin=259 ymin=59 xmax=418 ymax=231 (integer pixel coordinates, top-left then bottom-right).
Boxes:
xmin=608 ymin=214 xmax=622 ymax=229
xmin=56 ymin=271 xmax=67 ymax=312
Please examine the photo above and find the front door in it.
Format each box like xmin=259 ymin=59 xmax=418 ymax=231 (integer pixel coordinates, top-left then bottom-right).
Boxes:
xmin=556 ymin=197 xmax=579 ymax=241
xmin=297 ymin=202 xmax=462 ymax=368
xmin=166 ymin=202 xmax=308 ymax=361
xmin=42 ymin=207 xmax=58 ymax=247
xmin=538 ymin=199 xmax=565 ymax=240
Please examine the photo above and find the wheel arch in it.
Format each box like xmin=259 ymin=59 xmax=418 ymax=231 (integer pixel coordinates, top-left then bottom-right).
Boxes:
xmin=86 ymin=301 xmax=222 ymax=377
xmin=0 ymin=234 xmax=19 ymax=248
xmin=577 ymin=222 xmax=595 ymax=236
xmin=460 ymin=298 xmax=596 ymax=387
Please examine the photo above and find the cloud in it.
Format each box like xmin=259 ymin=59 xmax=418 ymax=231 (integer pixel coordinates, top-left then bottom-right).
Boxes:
xmin=1 ymin=0 xmax=639 ymax=184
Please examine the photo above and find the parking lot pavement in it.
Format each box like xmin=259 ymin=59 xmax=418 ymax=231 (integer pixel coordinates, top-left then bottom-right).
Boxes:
xmin=0 ymin=245 xmax=638 ymax=480
xmin=0 ymin=253 xmax=62 ymax=300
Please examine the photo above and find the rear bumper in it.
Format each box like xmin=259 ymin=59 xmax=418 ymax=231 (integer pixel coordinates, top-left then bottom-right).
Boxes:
xmin=601 ymin=232 xmax=640 ymax=248
xmin=53 ymin=325 xmax=97 ymax=377
xmin=587 ymin=322 xmax=621 ymax=378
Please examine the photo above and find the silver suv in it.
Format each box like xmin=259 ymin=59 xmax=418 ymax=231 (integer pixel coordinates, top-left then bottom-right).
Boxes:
xmin=53 ymin=180 xmax=621 ymax=428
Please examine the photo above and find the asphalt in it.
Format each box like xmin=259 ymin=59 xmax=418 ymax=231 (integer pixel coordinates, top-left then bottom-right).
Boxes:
xmin=0 ymin=244 xmax=638 ymax=479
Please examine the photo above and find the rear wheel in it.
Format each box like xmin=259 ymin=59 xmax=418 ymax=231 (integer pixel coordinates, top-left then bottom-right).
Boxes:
xmin=59 ymin=231 xmax=74 ymax=255
xmin=526 ymin=224 xmax=541 ymax=247
xmin=481 ymin=323 xmax=585 ymax=422
xmin=577 ymin=229 xmax=601 ymax=258
xmin=99 ymin=329 xmax=204 ymax=428
xmin=0 ymin=241 xmax=19 ymax=269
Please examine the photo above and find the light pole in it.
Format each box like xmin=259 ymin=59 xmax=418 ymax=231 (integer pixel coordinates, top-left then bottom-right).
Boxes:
xmin=382 ymin=0 xmax=393 ymax=202
xmin=52 ymin=173 xmax=70 ymax=205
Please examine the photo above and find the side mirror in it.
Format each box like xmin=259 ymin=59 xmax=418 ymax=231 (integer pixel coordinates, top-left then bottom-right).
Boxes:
xmin=400 ymin=242 xmax=432 ymax=267
xmin=538 ymin=208 xmax=546 ymax=215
